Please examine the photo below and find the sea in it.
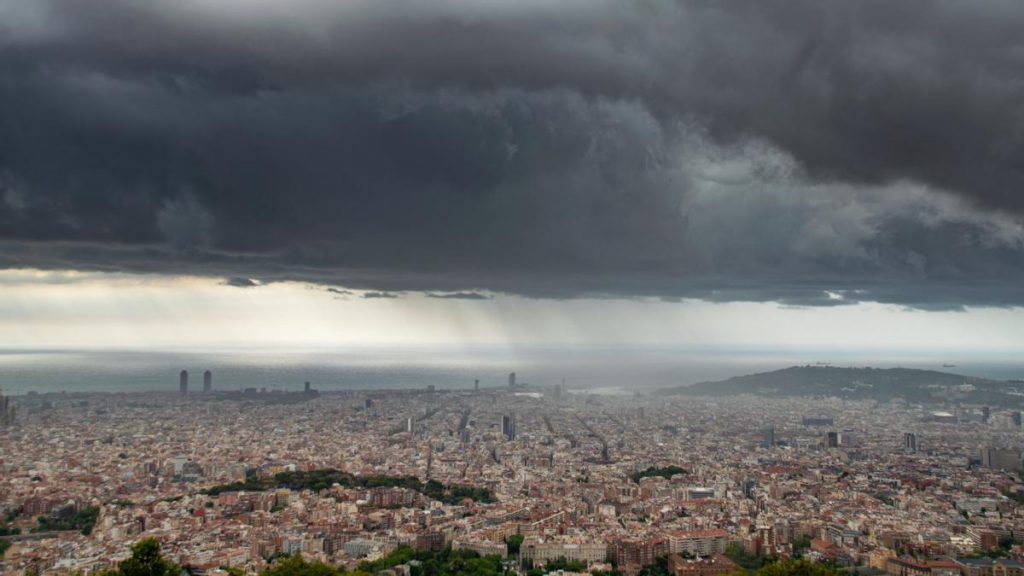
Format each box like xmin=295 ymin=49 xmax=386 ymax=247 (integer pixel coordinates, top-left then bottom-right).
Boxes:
xmin=2 ymin=347 xmax=1024 ymax=395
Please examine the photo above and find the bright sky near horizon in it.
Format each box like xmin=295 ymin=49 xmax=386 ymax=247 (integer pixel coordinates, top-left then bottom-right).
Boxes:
xmin=2 ymin=269 xmax=1023 ymax=357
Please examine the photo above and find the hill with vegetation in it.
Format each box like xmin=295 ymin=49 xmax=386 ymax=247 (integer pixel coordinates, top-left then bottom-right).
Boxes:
xmin=201 ymin=469 xmax=494 ymax=505
xmin=658 ymin=365 xmax=1024 ymax=404
xmin=630 ymin=466 xmax=687 ymax=483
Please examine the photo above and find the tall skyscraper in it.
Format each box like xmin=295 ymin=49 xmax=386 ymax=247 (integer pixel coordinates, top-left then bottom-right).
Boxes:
xmin=304 ymin=381 xmax=312 ymax=393
xmin=0 ymin=387 xmax=13 ymax=427
xmin=762 ymin=427 xmax=775 ymax=448
xmin=981 ymin=406 xmax=991 ymax=422
xmin=826 ymin=431 xmax=839 ymax=448
xmin=474 ymin=379 xmax=480 ymax=391
xmin=502 ymin=413 xmax=517 ymax=441
xmin=179 ymin=370 xmax=189 ymax=396
xmin=1013 ymin=411 xmax=1023 ymax=428
xmin=904 ymin=432 xmax=917 ymax=453
xmin=508 ymin=372 xmax=517 ymax=388
xmin=203 ymin=370 xmax=212 ymax=393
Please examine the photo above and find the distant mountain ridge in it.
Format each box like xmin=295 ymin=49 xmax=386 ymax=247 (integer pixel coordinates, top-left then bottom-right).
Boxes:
xmin=658 ymin=365 xmax=1024 ymax=405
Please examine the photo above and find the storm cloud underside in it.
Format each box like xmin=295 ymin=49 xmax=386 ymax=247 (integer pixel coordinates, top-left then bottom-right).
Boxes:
xmin=2 ymin=0 xmax=1024 ymax=308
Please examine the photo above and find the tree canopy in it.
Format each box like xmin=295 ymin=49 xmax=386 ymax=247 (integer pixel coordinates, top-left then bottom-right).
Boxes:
xmin=263 ymin=555 xmax=348 ymax=576
xmin=757 ymin=559 xmax=845 ymax=576
xmin=106 ymin=538 xmax=181 ymax=576
xmin=202 ymin=471 xmax=494 ymax=505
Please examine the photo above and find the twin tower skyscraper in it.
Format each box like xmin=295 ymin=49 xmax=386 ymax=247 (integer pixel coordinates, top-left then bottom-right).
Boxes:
xmin=179 ymin=370 xmax=213 ymax=395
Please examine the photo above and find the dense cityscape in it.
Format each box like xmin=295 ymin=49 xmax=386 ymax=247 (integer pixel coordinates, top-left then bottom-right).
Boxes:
xmin=5 ymin=0 xmax=1024 ymax=575
xmin=3 ymin=372 xmax=1024 ymax=576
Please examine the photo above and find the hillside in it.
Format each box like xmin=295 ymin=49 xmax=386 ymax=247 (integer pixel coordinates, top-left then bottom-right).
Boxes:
xmin=658 ymin=365 xmax=1024 ymax=404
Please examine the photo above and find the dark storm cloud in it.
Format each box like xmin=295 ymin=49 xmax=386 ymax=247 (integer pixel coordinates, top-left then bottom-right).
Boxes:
xmin=1 ymin=0 xmax=1024 ymax=307
xmin=427 ymin=292 xmax=492 ymax=301
xmin=157 ymin=193 xmax=213 ymax=250
xmin=362 ymin=292 xmax=401 ymax=300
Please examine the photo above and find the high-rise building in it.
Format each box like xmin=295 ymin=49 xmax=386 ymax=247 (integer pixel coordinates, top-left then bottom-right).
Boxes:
xmin=203 ymin=370 xmax=212 ymax=393
xmin=0 ymin=387 xmax=13 ymax=427
xmin=1013 ymin=411 xmax=1023 ymax=428
xmin=508 ymin=372 xmax=517 ymax=388
xmin=406 ymin=417 xmax=415 ymax=434
xmin=981 ymin=406 xmax=991 ymax=422
xmin=179 ymin=370 xmax=189 ymax=396
xmin=980 ymin=447 xmax=1020 ymax=470
xmin=762 ymin=427 xmax=775 ymax=448
xmin=826 ymin=431 xmax=839 ymax=448
xmin=502 ymin=413 xmax=517 ymax=441
xmin=304 ymin=381 xmax=312 ymax=393
xmin=840 ymin=429 xmax=857 ymax=447
xmin=904 ymin=432 xmax=917 ymax=453
xmin=474 ymin=379 xmax=480 ymax=391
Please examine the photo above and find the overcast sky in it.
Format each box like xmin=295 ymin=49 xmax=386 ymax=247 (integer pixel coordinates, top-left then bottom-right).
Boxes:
xmin=2 ymin=0 xmax=1024 ymax=352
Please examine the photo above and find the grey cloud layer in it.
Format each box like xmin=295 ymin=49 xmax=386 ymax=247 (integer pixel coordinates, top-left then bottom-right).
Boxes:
xmin=1 ymin=0 xmax=1023 ymax=307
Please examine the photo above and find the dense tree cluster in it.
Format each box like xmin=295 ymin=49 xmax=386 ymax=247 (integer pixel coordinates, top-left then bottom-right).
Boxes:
xmin=725 ymin=543 xmax=771 ymax=571
xmin=0 ymin=520 xmax=20 ymax=558
xmin=32 ymin=506 xmax=100 ymax=536
xmin=258 ymin=546 xmax=512 ymax=576
xmin=630 ymin=466 xmax=687 ymax=483
xmin=201 ymin=471 xmax=494 ymax=505
xmin=758 ymin=560 xmax=845 ymax=576
xmin=504 ymin=535 xmax=524 ymax=557
xmin=103 ymin=539 xmax=181 ymax=576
